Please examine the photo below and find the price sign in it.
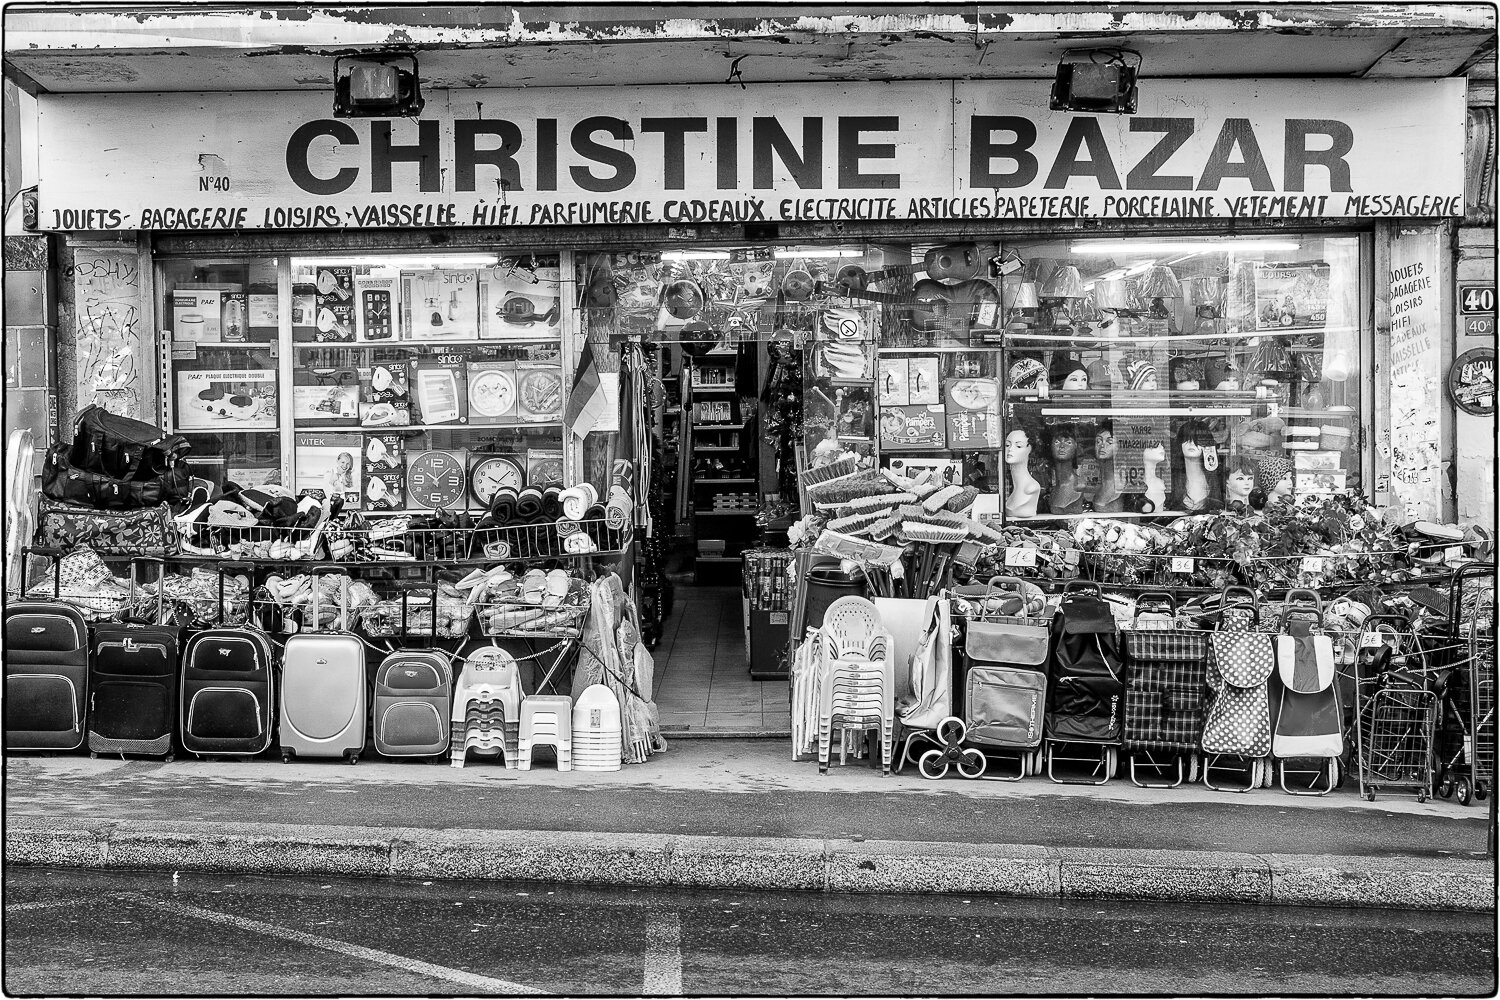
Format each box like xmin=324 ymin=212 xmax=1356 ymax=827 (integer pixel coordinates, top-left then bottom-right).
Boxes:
xmin=1361 ymin=631 xmax=1384 ymax=649
xmin=1171 ymin=557 xmax=1195 ymax=573
xmin=1301 ymin=555 xmax=1326 ymax=575
xmin=1005 ymin=546 xmax=1038 ymax=568
xmin=1444 ymin=545 xmax=1466 ymax=564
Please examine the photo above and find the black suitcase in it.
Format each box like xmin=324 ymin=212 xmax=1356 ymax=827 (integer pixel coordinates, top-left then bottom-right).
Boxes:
xmin=87 ymin=621 xmax=180 ymax=758
xmin=4 ymin=600 xmax=90 ymax=751
xmin=180 ymin=626 xmax=277 ymax=757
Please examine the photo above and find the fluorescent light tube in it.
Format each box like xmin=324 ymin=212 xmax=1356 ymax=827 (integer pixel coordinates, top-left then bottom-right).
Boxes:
xmin=1071 ymin=241 xmax=1301 ymax=254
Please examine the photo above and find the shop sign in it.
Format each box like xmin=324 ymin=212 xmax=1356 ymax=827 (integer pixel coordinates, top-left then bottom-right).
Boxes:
xmin=1448 ymin=347 xmax=1496 ymax=416
xmin=36 ymin=78 xmax=1464 ymax=231
xmin=1458 ymin=283 xmax=1496 ymax=338
xmin=1386 ymin=229 xmax=1445 ymax=523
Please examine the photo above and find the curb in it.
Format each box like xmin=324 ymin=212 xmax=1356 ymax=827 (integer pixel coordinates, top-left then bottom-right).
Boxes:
xmin=6 ymin=819 xmax=1494 ymax=912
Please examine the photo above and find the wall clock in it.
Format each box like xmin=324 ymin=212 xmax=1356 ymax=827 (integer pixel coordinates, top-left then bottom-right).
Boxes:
xmin=406 ymin=450 xmax=466 ymax=509
xmin=469 ymin=455 xmax=524 ymax=506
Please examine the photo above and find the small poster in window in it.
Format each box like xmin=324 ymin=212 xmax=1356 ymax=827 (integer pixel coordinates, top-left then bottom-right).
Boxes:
xmin=294 ymin=433 xmax=363 ymax=510
xmin=293 ymin=366 xmax=360 ymax=425
xmin=359 ymin=359 xmax=412 ymax=427
xmin=175 ymin=369 xmax=278 ymax=431
xmin=1253 ymin=262 xmax=1330 ymax=331
xmin=833 ymin=385 xmax=874 ymax=442
xmin=363 ymin=433 xmax=406 ymax=511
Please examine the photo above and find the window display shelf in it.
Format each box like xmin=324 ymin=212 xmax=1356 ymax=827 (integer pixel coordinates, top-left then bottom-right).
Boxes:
xmin=695 ymin=509 xmax=756 ymax=516
xmin=877 ymin=345 xmax=998 ymax=354
xmin=294 ymin=422 xmax=564 ymax=433
xmin=292 ymin=337 xmax=562 ymax=349
xmin=172 ymin=340 xmax=276 ymax=350
xmin=172 ymin=426 xmax=278 ymax=434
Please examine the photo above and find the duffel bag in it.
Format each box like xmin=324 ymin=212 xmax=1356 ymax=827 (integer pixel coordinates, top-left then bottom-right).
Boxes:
xmin=67 ymin=404 xmax=191 ymax=501
xmin=36 ymin=497 xmax=178 ymax=556
xmin=41 ymin=443 xmax=184 ymax=509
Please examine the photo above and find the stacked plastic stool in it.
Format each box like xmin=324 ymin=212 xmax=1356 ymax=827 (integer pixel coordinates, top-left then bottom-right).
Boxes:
xmin=571 ymin=684 xmax=623 ymax=771
xmin=450 ymin=647 xmax=523 ymax=768
xmin=518 ymin=694 xmax=573 ymax=771
xmin=816 ymin=596 xmax=896 ymax=775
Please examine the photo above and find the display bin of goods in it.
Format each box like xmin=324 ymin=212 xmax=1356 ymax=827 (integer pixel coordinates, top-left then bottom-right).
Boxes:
xmin=359 ymin=580 xmax=477 ymax=640
xmin=254 ymin=571 xmax=376 ymax=634
xmin=132 ymin=566 xmax=253 ymax=627
xmin=744 ymin=548 xmax=796 ymax=679
xmin=472 ymin=567 xmax=591 ymax=638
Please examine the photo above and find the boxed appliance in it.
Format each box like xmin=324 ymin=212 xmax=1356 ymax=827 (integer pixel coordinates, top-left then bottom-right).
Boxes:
xmin=877 ymin=357 xmax=909 ymax=407
xmin=354 ymin=271 xmax=401 ymax=342
xmin=311 ymin=265 xmax=356 ymax=343
xmin=220 ymin=293 xmax=248 ymax=343
xmin=412 ymin=354 xmax=469 ymax=426
xmin=466 ymin=360 xmax=518 ymax=426
xmin=173 ymin=286 xmax=230 ymax=341
xmin=293 ymin=433 xmax=363 ymax=510
xmin=879 ymin=404 xmax=946 ymax=450
xmin=247 ymin=283 xmax=279 ymax=339
xmin=514 ymin=362 xmax=565 ymax=424
xmin=479 ymin=261 xmax=562 ymax=340
xmin=359 ymin=359 xmax=412 ymax=427
xmin=362 ymin=433 xmax=407 ymax=511
xmin=290 ymin=282 xmax=319 ymax=340
xmin=526 ymin=448 xmax=565 ymax=487
xmin=292 ymin=366 xmax=360 ymax=425
xmin=906 ymin=356 xmax=941 ymax=405
xmin=403 ymin=269 xmax=480 ymax=340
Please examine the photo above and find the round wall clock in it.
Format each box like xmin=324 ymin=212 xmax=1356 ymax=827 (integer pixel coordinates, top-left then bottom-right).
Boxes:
xmin=469 ymin=455 xmax=524 ymax=506
xmin=407 ymin=450 xmax=466 ymax=509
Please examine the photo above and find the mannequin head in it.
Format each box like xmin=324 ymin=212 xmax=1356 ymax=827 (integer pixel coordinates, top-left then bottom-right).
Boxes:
xmin=1142 ymin=442 xmax=1167 ymax=465
xmin=1049 ymin=352 xmax=1090 ymax=392
xmin=1047 ymin=424 xmax=1080 ymax=465
xmin=1175 ymin=418 xmax=1217 ymax=462
xmin=1004 ymin=426 xmax=1039 ymax=467
xmin=1255 ymin=456 xmax=1295 ymax=503
xmin=1170 ymin=357 xmax=1204 ymax=392
xmin=1122 ymin=356 xmax=1158 ymax=392
xmin=1225 ymin=459 xmax=1257 ymax=506
xmin=1094 ymin=419 xmax=1117 ymax=461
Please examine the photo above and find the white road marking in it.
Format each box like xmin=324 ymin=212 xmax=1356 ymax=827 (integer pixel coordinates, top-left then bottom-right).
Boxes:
xmin=643 ymin=910 xmax=682 ymax=995
xmin=5 ymin=893 xmax=130 ymax=912
xmin=119 ymin=893 xmax=547 ymax=994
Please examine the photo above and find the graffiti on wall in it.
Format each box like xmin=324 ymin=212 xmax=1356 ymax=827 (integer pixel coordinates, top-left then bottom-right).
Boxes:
xmin=71 ymin=249 xmax=144 ymax=419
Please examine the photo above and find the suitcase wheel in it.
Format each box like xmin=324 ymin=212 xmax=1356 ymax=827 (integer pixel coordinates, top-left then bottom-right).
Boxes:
xmin=346 ymin=753 xmax=359 ymax=766
xmin=280 ymin=752 xmax=292 ymax=764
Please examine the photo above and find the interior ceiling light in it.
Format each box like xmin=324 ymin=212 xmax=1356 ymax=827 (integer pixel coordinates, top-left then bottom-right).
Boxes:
xmin=334 ymin=54 xmax=425 ymax=118
xmin=660 ymin=250 xmax=733 ymax=261
xmin=1050 ymin=49 xmax=1141 ymax=115
xmin=1071 ymin=241 xmax=1302 ymax=254
xmin=295 ymin=255 xmax=500 ymax=269
xmin=773 ymin=248 xmax=863 ymax=259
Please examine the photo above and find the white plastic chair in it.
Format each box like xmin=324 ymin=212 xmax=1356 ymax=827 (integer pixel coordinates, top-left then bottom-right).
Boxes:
xmin=572 ymin=684 xmax=622 ymax=772
xmin=815 ymin=597 xmax=895 ymax=774
xmin=450 ymin=648 xmax=524 ymax=768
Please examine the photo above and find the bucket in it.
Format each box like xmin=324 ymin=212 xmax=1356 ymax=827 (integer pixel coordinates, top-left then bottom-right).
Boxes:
xmin=804 ymin=567 xmax=864 ymax=631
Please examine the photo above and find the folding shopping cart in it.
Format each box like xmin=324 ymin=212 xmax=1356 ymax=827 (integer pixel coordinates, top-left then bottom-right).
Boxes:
xmin=1120 ymin=594 xmax=1210 ymax=788
xmin=1433 ymin=562 xmax=1496 ymax=806
xmin=1353 ymin=615 xmax=1439 ymax=802
xmin=1044 ymin=582 xmax=1125 ymax=784
xmin=1272 ymin=589 xmax=1344 ymax=795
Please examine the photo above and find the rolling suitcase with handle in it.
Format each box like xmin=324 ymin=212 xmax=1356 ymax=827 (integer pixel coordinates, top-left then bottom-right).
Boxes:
xmin=180 ymin=562 xmax=277 ymax=758
xmin=373 ymin=649 xmax=453 ymax=758
xmin=4 ymin=598 xmax=90 ymax=751
xmin=87 ymin=559 xmax=180 ymax=759
xmin=279 ymin=571 xmax=366 ymax=764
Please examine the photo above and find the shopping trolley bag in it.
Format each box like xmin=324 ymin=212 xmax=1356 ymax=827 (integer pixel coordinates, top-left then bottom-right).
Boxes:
xmin=1273 ymin=588 xmax=1343 ymax=761
xmin=961 ymin=583 xmax=1050 ymax=754
xmin=1202 ymin=604 xmax=1275 ymax=790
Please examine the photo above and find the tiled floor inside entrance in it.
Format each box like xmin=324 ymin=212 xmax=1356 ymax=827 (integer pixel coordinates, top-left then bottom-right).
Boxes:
xmin=651 ymin=585 xmax=792 ymax=735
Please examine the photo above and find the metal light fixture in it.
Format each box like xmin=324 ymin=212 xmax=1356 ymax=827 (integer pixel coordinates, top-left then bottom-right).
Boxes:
xmin=1050 ymin=49 xmax=1141 ymax=115
xmin=334 ymin=55 xmax=425 ymax=118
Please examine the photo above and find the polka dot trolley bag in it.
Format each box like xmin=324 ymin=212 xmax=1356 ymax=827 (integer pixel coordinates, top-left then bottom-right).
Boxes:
xmin=1201 ymin=601 xmax=1276 ymax=759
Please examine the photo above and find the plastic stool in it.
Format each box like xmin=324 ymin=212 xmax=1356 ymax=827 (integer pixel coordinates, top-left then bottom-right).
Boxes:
xmin=518 ymin=695 xmax=574 ymax=771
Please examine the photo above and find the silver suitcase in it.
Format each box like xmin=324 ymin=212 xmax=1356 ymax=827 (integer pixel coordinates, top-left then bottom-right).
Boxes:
xmin=278 ymin=578 xmax=366 ymax=763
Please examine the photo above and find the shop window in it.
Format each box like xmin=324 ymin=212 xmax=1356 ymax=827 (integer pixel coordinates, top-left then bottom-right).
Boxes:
xmin=159 ymin=253 xmax=569 ymax=511
xmin=996 ymin=234 xmax=1367 ymax=521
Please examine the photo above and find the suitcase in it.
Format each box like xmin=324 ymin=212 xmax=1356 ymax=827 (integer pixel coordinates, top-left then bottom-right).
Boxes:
xmin=4 ymin=600 xmax=90 ymax=750
xmin=373 ymin=649 xmax=453 ymax=758
xmin=279 ymin=574 xmax=366 ymax=764
xmin=88 ymin=621 xmax=179 ymax=758
xmin=180 ymin=626 xmax=277 ymax=757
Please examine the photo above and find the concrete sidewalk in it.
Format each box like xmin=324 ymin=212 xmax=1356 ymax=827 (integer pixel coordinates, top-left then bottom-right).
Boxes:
xmin=6 ymin=742 xmax=1495 ymax=911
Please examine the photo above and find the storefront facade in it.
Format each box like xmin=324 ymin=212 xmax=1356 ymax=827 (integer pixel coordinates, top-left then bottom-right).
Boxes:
xmin=2 ymin=6 xmax=1495 ymax=746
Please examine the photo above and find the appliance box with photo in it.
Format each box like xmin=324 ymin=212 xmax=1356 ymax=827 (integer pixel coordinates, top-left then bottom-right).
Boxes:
xmin=359 ymin=359 xmax=412 ymax=427
xmin=354 ymin=272 xmax=402 ymax=342
xmin=173 ymin=287 xmax=229 ymax=341
xmin=403 ymin=269 xmax=480 ymax=340
xmin=880 ymin=404 xmax=947 ymax=451
xmin=877 ymin=357 xmax=910 ymax=407
xmin=363 ymin=433 xmax=407 ymax=511
xmin=466 ymin=360 xmax=519 ymax=426
xmin=479 ymin=262 xmax=563 ymax=340
xmin=292 ymin=366 xmax=360 ymax=426
xmin=944 ymin=377 xmax=1001 ymax=449
xmin=412 ymin=354 xmax=469 ymax=426
xmin=220 ymin=292 xmax=248 ymax=343
xmin=175 ymin=369 xmax=278 ymax=431
xmin=294 ymin=433 xmax=363 ymax=510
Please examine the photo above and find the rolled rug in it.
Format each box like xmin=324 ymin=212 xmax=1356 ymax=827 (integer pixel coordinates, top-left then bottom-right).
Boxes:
xmin=541 ymin=486 xmax=564 ymax=520
xmin=605 ymin=490 xmax=631 ymax=530
xmin=560 ymin=483 xmax=599 ymax=521
xmin=515 ymin=488 xmax=544 ymax=520
xmin=488 ymin=488 xmax=519 ymax=525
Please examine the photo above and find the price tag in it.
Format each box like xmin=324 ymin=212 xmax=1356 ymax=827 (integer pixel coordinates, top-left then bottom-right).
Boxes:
xmin=1361 ymin=631 xmax=1384 ymax=649
xmin=1444 ymin=545 xmax=1465 ymax=564
xmin=171 ymin=339 xmax=199 ymax=361
xmin=1005 ymin=546 xmax=1038 ymax=568
xmin=1301 ymin=556 xmax=1326 ymax=575
xmin=1171 ymin=557 xmax=1195 ymax=574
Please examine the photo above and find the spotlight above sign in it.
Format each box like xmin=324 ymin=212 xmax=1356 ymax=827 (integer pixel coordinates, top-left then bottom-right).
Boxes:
xmin=1050 ymin=49 xmax=1141 ymax=115
xmin=333 ymin=54 xmax=425 ymax=118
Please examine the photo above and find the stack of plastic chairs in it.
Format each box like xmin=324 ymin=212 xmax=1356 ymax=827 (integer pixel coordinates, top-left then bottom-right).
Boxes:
xmin=790 ymin=628 xmax=824 ymax=760
xmin=449 ymin=647 xmax=523 ymax=768
xmin=518 ymin=694 xmax=573 ymax=771
xmin=571 ymin=684 xmax=623 ymax=771
xmin=816 ymin=596 xmax=895 ymax=775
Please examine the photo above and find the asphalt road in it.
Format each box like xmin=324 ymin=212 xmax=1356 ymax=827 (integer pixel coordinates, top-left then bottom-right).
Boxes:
xmin=5 ymin=867 xmax=1494 ymax=996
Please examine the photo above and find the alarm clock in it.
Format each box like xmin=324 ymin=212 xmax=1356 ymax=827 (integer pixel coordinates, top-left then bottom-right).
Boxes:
xmin=406 ymin=450 xmax=466 ymax=509
xmin=469 ymin=455 xmax=524 ymax=506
